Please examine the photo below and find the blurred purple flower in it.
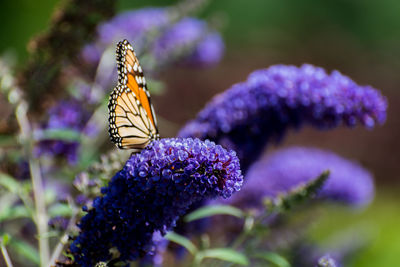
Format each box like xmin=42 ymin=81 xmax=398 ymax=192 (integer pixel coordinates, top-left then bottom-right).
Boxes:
xmin=82 ymin=8 xmax=169 ymax=64
xmin=152 ymin=18 xmax=224 ymax=67
xmin=178 ymin=64 xmax=387 ymax=172
xmin=14 ymin=160 xmax=30 ymax=180
xmin=81 ymin=44 xmax=103 ymax=64
xmin=292 ymin=242 xmax=344 ymax=267
xmin=139 ymin=232 xmax=168 ymax=267
xmin=48 ymin=216 xmax=69 ymax=231
xmin=36 ymin=139 xmax=79 ymax=164
xmin=35 ymin=100 xmax=96 ymax=164
xmin=70 ymin=138 xmax=243 ymax=266
xmin=72 ymin=81 xmax=100 ymax=105
xmin=225 ymin=147 xmax=374 ymax=209
xmin=82 ymin=9 xmax=224 ymax=68
xmin=44 ymin=178 xmax=71 ymax=202
xmin=75 ymin=194 xmax=90 ymax=206
xmin=316 ymin=254 xmax=341 ymax=267
xmin=184 ymin=32 xmax=224 ymax=66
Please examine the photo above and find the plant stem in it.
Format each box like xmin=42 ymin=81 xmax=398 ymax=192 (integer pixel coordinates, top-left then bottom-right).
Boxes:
xmin=221 ymin=213 xmax=270 ymax=267
xmin=231 ymin=216 xmax=254 ymax=249
xmin=1 ymin=243 xmax=14 ymax=267
xmin=3 ymin=57 xmax=50 ymax=266
xmin=15 ymin=99 xmax=49 ymax=266
xmin=192 ymin=252 xmax=203 ymax=267
xmin=29 ymin=158 xmax=50 ymax=266
xmin=47 ymin=204 xmax=78 ymax=267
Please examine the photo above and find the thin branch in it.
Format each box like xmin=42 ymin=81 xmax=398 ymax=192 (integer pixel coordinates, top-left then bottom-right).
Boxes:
xmin=1 ymin=243 xmax=14 ymax=267
xmin=47 ymin=203 xmax=79 ymax=267
xmin=1 ymin=59 xmax=50 ymax=266
xmin=15 ymin=99 xmax=50 ymax=266
xmin=2 ymin=63 xmax=50 ymax=266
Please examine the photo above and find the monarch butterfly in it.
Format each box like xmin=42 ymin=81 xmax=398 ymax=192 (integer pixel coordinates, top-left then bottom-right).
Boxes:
xmin=108 ymin=39 xmax=159 ymax=151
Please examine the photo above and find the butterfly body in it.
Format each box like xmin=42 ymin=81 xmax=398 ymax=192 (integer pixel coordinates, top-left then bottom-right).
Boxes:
xmin=108 ymin=39 xmax=159 ymax=150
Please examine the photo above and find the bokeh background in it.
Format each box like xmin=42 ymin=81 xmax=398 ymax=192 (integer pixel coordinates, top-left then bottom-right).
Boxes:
xmin=0 ymin=0 xmax=398 ymax=266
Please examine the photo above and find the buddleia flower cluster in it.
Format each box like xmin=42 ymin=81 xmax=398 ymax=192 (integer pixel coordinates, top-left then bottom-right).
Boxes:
xmin=69 ymin=138 xmax=243 ymax=266
xmin=170 ymin=63 xmax=386 ymax=266
xmin=179 ymin=64 xmax=387 ymax=172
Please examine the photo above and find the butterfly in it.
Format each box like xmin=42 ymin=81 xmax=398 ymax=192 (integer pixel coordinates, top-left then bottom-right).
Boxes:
xmin=108 ymin=39 xmax=159 ymax=151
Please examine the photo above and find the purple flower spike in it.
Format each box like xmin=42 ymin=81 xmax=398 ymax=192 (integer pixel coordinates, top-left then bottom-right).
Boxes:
xmin=70 ymin=138 xmax=243 ymax=266
xmin=35 ymin=100 xmax=95 ymax=164
xmin=152 ymin=18 xmax=224 ymax=66
xmin=178 ymin=64 xmax=387 ymax=172
xmin=225 ymin=147 xmax=374 ymax=209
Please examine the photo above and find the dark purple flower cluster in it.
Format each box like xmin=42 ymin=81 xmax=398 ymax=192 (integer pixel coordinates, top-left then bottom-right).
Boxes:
xmin=224 ymin=147 xmax=374 ymax=209
xmin=70 ymin=138 xmax=243 ymax=266
xmin=82 ymin=9 xmax=224 ymax=68
xmin=35 ymin=100 xmax=95 ymax=164
xmin=178 ymin=64 xmax=387 ymax=172
xmin=152 ymin=18 xmax=224 ymax=67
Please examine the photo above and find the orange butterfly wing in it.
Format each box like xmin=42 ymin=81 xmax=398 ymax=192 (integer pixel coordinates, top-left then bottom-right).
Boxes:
xmin=108 ymin=39 xmax=159 ymax=150
xmin=117 ymin=40 xmax=157 ymax=127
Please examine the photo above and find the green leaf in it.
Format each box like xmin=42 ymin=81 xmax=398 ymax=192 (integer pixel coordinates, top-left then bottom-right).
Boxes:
xmin=63 ymin=250 xmax=75 ymax=261
xmin=48 ymin=203 xmax=73 ymax=217
xmin=35 ymin=128 xmax=81 ymax=142
xmin=45 ymin=188 xmax=58 ymax=205
xmin=185 ymin=205 xmax=244 ymax=222
xmin=165 ymin=232 xmax=197 ymax=255
xmin=10 ymin=238 xmax=40 ymax=264
xmin=0 ymin=205 xmax=30 ymax=221
xmin=0 ymin=191 xmax=19 ymax=213
xmin=1 ymin=234 xmax=10 ymax=245
xmin=198 ymin=248 xmax=249 ymax=266
xmin=253 ymin=251 xmax=291 ymax=267
xmin=0 ymin=173 xmax=19 ymax=193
